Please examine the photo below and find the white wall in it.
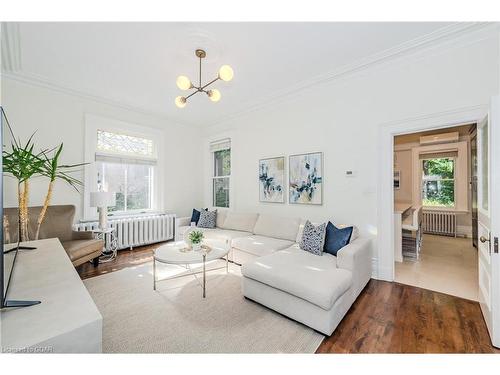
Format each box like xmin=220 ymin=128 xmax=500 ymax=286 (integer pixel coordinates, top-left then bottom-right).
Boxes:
xmin=1 ymin=77 xmax=203 ymax=221
xmin=203 ymin=29 xmax=499 ymax=276
xmin=393 ymin=149 xmax=413 ymax=203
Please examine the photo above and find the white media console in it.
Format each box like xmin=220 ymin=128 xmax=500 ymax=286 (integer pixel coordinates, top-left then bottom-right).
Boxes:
xmin=0 ymin=238 xmax=102 ymax=353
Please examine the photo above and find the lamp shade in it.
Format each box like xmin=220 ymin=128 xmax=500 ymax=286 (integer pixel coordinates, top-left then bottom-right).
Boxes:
xmin=90 ymin=191 xmax=116 ymax=207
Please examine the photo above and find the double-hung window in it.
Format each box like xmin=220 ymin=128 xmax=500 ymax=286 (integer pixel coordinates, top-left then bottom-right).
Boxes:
xmin=211 ymin=139 xmax=231 ymax=208
xmin=421 ymin=155 xmax=456 ymax=208
xmin=96 ymin=130 xmax=157 ymax=213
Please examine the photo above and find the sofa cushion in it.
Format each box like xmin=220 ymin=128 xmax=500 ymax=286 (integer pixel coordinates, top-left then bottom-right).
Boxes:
xmin=323 ymin=222 xmax=353 ymax=256
xmin=178 ymin=226 xmax=251 ymax=242
xmin=216 ymin=209 xmax=228 ymax=228
xmin=242 ymin=245 xmax=352 ymax=310
xmin=252 ymin=214 xmax=301 ymax=241
xmin=221 ymin=212 xmax=259 ymax=232
xmin=62 ymin=239 xmax=103 ymax=261
xmin=232 ymin=235 xmax=294 ymax=257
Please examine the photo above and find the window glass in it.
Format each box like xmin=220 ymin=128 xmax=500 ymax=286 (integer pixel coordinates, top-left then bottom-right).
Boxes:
xmin=97 ymin=130 xmax=153 ymax=157
xmin=213 ymin=178 xmax=230 ymax=208
xmin=214 ymin=149 xmax=231 ymax=177
xmin=97 ymin=161 xmax=153 ymax=212
xmin=422 ymin=158 xmax=455 ymax=207
xmin=212 ymin=147 xmax=230 ymax=207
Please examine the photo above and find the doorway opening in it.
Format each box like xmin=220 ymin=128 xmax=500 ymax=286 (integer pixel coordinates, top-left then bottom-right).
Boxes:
xmin=393 ymin=123 xmax=479 ymax=300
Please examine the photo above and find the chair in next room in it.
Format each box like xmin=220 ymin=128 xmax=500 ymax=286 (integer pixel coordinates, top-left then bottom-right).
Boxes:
xmin=402 ymin=205 xmax=423 ymax=260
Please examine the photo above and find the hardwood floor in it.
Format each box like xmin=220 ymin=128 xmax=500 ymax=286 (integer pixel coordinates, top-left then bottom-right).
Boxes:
xmin=77 ymin=243 xmax=500 ymax=353
xmin=77 ymin=242 xmax=160 ymax=280
xmin=317 ymin=280 xmax=499 ymax=353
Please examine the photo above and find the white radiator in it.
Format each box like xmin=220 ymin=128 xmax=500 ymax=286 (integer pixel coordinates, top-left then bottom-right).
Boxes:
xmin=73 ymin=213 xmax=176 ymax=250
xmin=422 ymin=210 xmax=456 ymax=237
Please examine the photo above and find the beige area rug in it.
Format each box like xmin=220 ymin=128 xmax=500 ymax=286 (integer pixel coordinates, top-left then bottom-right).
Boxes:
xmin=84 ymin=261 xmax=324 ymax=353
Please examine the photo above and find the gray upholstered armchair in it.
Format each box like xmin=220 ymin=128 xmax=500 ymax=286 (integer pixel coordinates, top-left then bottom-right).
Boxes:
xmin=4 ymin=205 xmax=104 ymax=267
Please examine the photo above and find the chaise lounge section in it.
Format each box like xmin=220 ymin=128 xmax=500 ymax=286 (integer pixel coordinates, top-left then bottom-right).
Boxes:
xmin=242 ymin=238 xmax=371 ymax=335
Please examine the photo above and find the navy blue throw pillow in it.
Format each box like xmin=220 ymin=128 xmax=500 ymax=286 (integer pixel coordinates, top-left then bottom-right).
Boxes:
xmin=323 ymin=222 xmax=353 ymax=256
xmin=190 ymin=208 xmax=208 ymax=225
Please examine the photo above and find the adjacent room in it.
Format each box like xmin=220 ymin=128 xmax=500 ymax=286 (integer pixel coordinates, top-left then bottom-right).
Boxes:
xmin=393 ymin=125 xmax=478 ymax=301
xmin=1 ymin=20 xmax=499 ymax=355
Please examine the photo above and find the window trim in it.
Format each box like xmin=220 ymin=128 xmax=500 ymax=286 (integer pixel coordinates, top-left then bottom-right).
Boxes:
xmin=84 ymin=114 xmax=164 ymax=220
xmin=421 ymin=156 xmax=457 ymax=209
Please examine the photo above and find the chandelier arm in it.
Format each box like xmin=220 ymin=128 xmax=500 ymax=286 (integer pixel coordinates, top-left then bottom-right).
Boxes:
xmin=185 ymin=90 xmax=199 ymax=100
xmin=201 ymin=77 xmax=220 ymax=91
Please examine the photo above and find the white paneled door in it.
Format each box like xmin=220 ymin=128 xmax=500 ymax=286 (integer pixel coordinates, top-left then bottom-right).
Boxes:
xmin=477 ymin=96 xmax=500 ymax=348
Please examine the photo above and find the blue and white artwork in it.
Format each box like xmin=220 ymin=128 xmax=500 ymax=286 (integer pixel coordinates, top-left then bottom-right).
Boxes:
xmin=259 ymin=157 xmax=285 ymax=203
xmin=289 ymin=152 xmax=323 ymax=205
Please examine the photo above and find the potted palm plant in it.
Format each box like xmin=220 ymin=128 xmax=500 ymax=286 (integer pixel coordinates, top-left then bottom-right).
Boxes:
xmin=2 ymin=132 xmax=45 ymax=241
xmin=2 ymin=108 xmax=86 ymax=241
xmin=35 ymin=143 xmax=86 ymax=240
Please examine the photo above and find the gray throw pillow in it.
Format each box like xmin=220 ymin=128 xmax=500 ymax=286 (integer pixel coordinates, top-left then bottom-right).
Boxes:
xmin=299 ymin=220 xmax=327 ymax=256
xmin=197 ymin=210 xmax=217 ymax=228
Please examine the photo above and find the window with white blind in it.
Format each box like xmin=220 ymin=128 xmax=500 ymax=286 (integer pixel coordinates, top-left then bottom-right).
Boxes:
xmin=211 ymin=138 xmax=231 ymax=208
xmin=96 ymin=130 xmax=157 ymax=213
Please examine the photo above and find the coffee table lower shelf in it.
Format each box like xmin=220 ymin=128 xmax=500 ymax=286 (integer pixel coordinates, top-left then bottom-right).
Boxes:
xmin=153 ymin=244 xmax=230 ymax=298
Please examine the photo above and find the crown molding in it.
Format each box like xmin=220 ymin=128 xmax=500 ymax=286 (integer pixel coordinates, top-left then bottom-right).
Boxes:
xmin=2 ymin=70 xmax=199 ymax=128
xmin=1 ymin=23 xmax=22 ymax=72
xmin=1 ymin=22 xmax=198 ymax=128
xmin=2 ymin=22 xmax=497 ymax=131
xmin=206 ymin=22 xmax=498 ymax=131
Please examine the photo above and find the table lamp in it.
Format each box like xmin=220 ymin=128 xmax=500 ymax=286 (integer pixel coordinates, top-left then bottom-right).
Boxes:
xmin=90 ymin=191 xmax=116 ymax=229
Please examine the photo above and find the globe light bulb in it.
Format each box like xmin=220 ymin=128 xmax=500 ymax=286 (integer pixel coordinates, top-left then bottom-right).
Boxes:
xmin=175 ymin=96 xmax=187 ymax=108
xmin=218 ymin=65 xmax=234 ymax=82
xmin=176 ymin=75 xmax=192 ymax=91
xmin=208 ymin=89 xmax=221 ymax=102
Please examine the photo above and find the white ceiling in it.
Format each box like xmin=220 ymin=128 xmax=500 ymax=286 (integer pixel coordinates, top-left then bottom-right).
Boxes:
xmin=5 ymin=22 xmax=459 ymax=126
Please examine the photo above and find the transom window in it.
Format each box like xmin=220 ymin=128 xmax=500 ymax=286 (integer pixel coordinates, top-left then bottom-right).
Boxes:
xmin=97 ymin=130 xmax=154 ymax=157
xmin=421 ymin=157 xmax=455 ymax=208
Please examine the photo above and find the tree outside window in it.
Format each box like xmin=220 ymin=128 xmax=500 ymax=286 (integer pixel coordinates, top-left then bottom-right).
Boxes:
xmin=421 ymin=157 xmax=455 ymax=208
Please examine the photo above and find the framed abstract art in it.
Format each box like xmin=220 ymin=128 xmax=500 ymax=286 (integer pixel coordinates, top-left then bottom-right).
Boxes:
xmin=289 ymin=152 xmax=323 ymax=205
xmin=259 ymin=157 xmax=285 ymax=203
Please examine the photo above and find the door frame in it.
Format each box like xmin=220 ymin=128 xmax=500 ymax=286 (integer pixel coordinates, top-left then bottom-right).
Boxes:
xmin=377 ymin=104 xmax=487 ymax=281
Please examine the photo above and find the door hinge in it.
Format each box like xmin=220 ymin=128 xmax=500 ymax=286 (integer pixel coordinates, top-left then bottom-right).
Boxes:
xmin=494 ymin=237 xmax=499 ymax=254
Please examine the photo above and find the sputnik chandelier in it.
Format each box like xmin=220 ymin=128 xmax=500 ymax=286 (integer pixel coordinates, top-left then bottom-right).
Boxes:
xmin=175 ymin=49 xmax=234 ymax=108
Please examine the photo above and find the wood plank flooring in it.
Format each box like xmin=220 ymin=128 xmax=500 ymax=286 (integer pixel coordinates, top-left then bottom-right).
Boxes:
xmin=76 ymin=243 xmax=500 ymax=353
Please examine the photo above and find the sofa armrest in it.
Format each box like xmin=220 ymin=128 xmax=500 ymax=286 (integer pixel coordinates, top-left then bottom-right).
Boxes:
xmin=71 ymin=230 xmax=94 ymax=240
xmin=175 ymin=217 xmax=192 ymax=241
xmin=336 ymin=238 xmax=372 ymax=297
xmin=176 ymin=216 xmax=191 ymax=227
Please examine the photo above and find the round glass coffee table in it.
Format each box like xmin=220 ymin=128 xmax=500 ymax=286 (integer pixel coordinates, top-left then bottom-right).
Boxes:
xmin=153 ymin=241 xmax=229 ymax=298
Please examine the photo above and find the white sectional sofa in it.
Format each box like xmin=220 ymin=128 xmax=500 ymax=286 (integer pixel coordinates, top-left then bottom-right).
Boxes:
xmin=175 ymin=210 xmax=372 ymax=335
